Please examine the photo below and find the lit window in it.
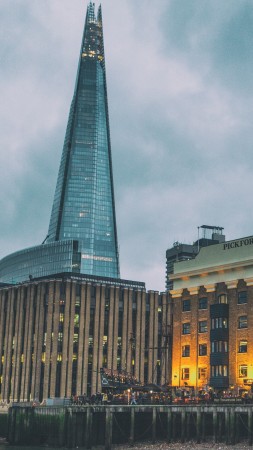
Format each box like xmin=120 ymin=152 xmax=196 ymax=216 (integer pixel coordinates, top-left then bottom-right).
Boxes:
xmin=199 ymin=344 xmax=207 ymax=356
xmin=198 ymin=367 xmax=207 ymax=380
xmin=211 ymin=341 xmax=228 ymax=353
xmin=59 ymin=313 xmax=64 ymax=322
xmin=211 ymin=365 xmax=228 ymax=377
xmin=198 ymin=297 xmax=207 ymax=310
xmin=239 ymin=365 xmax=247 ymax=378
xmin=182 ymin=345 xmax=190 ymax=357
xmin=211 ymin=317 xmax=228 ymax=329
xmin=238 ymin=340 xmax=247 ymax=353
xmin=182 ymin=368 xmax=190 ymax=380
xmin=199 ymin=320 xmax=207 ymax=333
xmin=238 ymin=291 xmax=247 ymax=305
xmin=217 ymin=294 xmax=227 ymax=304
xmin=238 ymin=315 xmax=247 ymax=329
xmin=182 ymin=323 xmax=190 ymax=335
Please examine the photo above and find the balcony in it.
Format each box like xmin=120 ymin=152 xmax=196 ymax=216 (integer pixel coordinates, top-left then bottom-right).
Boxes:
xmin=209 ymin=376 xmax=229 ymax=389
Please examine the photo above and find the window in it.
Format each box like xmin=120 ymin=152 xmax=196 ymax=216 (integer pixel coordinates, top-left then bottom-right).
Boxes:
xmin=239 ymin=365 xmax=248 ymax=378
xmin=211 ymin=365 xmax=228 ymax=377
xmin=199 ymin=344 xmax=207 ymax=356
xmin=198 ymin=320 xmax=207 ymax=333
xmin=182 ymin=299 xmax=191 ymax=312
xmin=238 ymin=340 xmax=247 ymax=353
xmin=198 ymin=367 xmax=207 ymax=380
xmin=211 ymin=317 xmax=228 ymax=329
xmin=238 ymin=291 xmax=247 ymax=305
xmin=217 ymin=294 xmax=227 ymax=304
xmin=238 ymin=315 xmax=247 ymax=329
xmin=182 ymin=368 xmax=190 ymax=380
xmin=182 ymin=345 xmax=190 ymax=357
xmin=211 ymin=341 xmax=228 ymax=353
xmin=182 ymin=323 xmax=190 ymax=335
xmin=198 ymin=297 xmax=207 ymax=310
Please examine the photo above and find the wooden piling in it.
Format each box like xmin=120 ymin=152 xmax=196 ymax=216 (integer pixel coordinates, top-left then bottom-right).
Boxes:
xmin=105 ymin=409 xmax=113 ymax=450
xmin=196 ymin=409 xmax=201 ymax=443
xmin=129 ymin=407 xmax=135 ymax=446
xmin=166 ymin=409 xmax=172 ymax=443
xmin=152 ymin=408 xmax=156 ymax=444
xmin=213 ymin=409 xmax=218 ymax=443
xmin=248 ymin=408 xmax=253 ymax=446
xmin=85 ymin=407 xmax=93 ymax=449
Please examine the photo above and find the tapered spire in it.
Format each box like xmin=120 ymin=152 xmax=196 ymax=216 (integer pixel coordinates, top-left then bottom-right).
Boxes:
xmin=47 ymin=3 xmax=120 ymax=278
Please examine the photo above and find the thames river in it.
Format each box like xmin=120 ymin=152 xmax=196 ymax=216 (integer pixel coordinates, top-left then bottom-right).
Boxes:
xmin=1 ymin=443 xmax=253 ymax=449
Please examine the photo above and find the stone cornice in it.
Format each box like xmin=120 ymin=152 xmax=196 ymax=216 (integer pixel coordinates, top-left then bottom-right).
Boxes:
xmin=170 ymin=259 xmax=253 ymax=281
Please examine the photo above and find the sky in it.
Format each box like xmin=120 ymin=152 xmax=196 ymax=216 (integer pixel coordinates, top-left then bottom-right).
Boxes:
xmin=1 ymin=0 xmax=253 ymax=292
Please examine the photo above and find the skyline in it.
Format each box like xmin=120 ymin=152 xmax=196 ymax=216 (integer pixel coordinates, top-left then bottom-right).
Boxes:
xmin=1 ymin=0 xmax=253 ymax=291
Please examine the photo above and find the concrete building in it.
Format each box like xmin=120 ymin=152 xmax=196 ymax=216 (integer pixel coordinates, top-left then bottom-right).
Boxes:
xmin=170 ymin=234 xmax=253 ymax=393
xmin=0 ymin=274 xmax=172 ymax=402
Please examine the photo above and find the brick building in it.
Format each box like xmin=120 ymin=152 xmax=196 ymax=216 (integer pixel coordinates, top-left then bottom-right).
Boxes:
xmin=0 ymin=274 xmax=172 ymax=402
xmin=170 ymin=235 xmax=253 ymax=393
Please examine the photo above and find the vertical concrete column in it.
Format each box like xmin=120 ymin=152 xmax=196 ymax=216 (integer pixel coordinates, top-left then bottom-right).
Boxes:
xmin=82 ymin=283 xmax=91 ymax=394
xmin=43 ymin=282 xmax=55 ymax=399
xmin=107 ymin=288 xmax=115 ymax=369
xmin=85 ymin=407 xmax=93 ymax=449
xmin=166 ymin=408 xmax=172 ymax=443
xmin=213 ymin=408 xmax=218 ymax=443
xmin=248 ymin=408 xmax=253 ymax=446
xmin=105 ymin=408 xmax=113 ymax=450
xmin=196 ymin=409 xmax=201 ymax=443
xmin=13 ymin=287 xmax=24 ymax=401
xmin=181 ymin=409 xmax=186 ymax=442
xmin=126 ymin=289 xmax=133 ymax=374
xmin=0 ymin=291 xmax=6 ymax=392
xmin=135 ymin=290 xmax=142 ymax=381
xmin=148 ymin=292 xmax=155 ymax=382
xmin=112 ymin=287 xmax=119 ymax=371
xmin=129 ymin=407 xmax=135 ymax=446
xmin=152 ymin=408 xmax=157 ymax=444
xmin=121 ymin=289 xmax=129 ymax=372
xmin=97 ymin=285 xmax=106 ymax=392
xmin=50 ymin=281 xmax=60 ymax=398
xmin=139 ymin=291 xmax=146 ymax=383
xmin=66 ymin=282 xmax=76 ymax=396
xmin=60 ymin=281 xmax=71 ymax=397
xmin=91 ymin=285 xmax=102 ymax=393
xmin=34 ymin=283 xmax=45 ymax=400
xmin=20 ymin=287 xmax=30 ymax=401
xmin=2 ymin=288 xmax=14 ymax=400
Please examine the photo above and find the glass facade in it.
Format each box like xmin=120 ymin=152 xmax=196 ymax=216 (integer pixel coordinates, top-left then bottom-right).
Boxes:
xmin=0 ymin=240 xmax=80 ymax=284
xmin=47 ymin=3 xmax=120 ymax=278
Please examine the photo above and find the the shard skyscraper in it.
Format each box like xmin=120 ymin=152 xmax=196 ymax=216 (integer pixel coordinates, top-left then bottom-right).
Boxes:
xmin=0 ymin=2 xmax=120 ymax=282
xmin=47 ymin=2 xmax=120 ymax=278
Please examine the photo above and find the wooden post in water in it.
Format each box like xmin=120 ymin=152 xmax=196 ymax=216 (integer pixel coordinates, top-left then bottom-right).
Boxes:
xmin=196 ymin=409 xmax=201 ymax=443
xmin=248 ymin=408 xmax=253 ymax=446
xmin=225 ymin=408 xmax=229 ymax=445
xmin=230 ymin=408 xmax=235 ymax=445
xmin=85 ymin=407 xmax=93 ymax=449
xmin=129 ymin=407 xmax=135 ymax=446
xmin=235 ymin=412 xmax=240 ymax=443
xmin=166 ymin=409 xmax=172 ymax=443
xmin=181 ymin=409 xmax=186 ymax=443
xmin=218 ymin=412 xmax=223 ymax=442
xmin=213 ymin=409 xmax=218 ymax=443
xmin=201 ymin=410 xmax=206 ymax=442
xmin=152 ymin=408 xmax=156 ymax=444
xmin=105 ymin=409 xmax=113 ymax=450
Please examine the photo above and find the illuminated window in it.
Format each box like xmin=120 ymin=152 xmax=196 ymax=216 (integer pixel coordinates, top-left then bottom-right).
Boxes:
xmin=239 ymin=365 xmax=247 ymax=378
xmin=211 ymin=317 xmax=228 ymax=329
xmin=238 ymin=340 xmax=247 ymax=353
xmin=182 ymin=368 xmax=190 ymax=380
xmin=198 ymin=367 xmax=207 ymax=380
xmin=182 ymin=323 xmax=190 ymax=335
xmin=57 ymin=354 xmax=62 ymax=362
xmin=182 ymin=345 xmax=190 ymax=357
xmin=182 ymin=300 xmax=191 ymax=312
xmin=211 ymin=365 xmax=228 ymax=377
xmin=59 ymin=313 xmax=64 ymax=322
xmin=198 ymin=321 xmax=207 ymax=333
xmin=238 ymin=291 xmax=247 ymax=304
xmin=199 ymin=344 xmax=207 ymax=356
xmin=217 ymin=294 xmax=227 ymax=304
xmin=198 ymin=297 xmax=207 ymax=310
xmin=58 ymin=332 xmax=63 ymax=342
xmin=74 ymin=314 xmax=79 ymax=327
xmin=211 ymin=341 xmax=228 ymax=353
xmin=238 ymin=315 xmax=247 ymax=329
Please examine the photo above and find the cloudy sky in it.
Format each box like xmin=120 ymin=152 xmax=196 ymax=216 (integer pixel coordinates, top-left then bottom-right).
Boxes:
xmin=1 ymin=0 xmax=253 ymax=291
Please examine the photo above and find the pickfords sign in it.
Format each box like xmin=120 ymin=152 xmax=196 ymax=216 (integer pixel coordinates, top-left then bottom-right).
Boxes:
xmin=224 ymin=238 xmax=253 ymax=250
